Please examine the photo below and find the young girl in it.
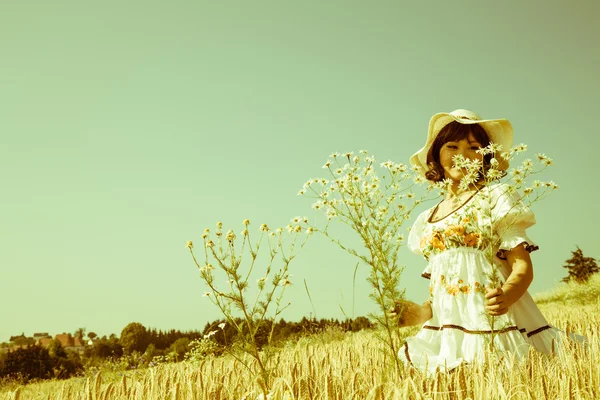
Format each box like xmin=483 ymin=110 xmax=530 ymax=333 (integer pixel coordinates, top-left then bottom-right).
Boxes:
xmin=395 ymin=109 xmax=587 ymax=374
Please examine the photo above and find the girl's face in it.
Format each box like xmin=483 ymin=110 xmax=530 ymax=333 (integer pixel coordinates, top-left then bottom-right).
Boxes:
xmin=438 ymin=133 xmax=483 ymax=183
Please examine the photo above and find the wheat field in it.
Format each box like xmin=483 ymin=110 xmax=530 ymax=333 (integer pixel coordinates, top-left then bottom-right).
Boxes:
xmin=1 ymin=285 xmax=599 ymax=399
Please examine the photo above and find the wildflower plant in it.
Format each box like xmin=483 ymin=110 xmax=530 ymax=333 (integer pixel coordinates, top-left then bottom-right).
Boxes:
xmin=449 ymin=142 xmax=558 ymax=351
xmin=299 ymin=150 xmax=430 ymax=371
xmin=186 ymin=219 xmax=308 ymax=396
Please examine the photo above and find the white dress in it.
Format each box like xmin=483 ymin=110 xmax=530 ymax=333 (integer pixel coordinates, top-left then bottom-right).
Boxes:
xmin=399 ymin=183 xmax=586 ymax=374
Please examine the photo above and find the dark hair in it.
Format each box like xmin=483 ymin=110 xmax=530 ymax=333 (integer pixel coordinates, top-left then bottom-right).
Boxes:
xmin=425 ymin=121 xmax=492 ymax=182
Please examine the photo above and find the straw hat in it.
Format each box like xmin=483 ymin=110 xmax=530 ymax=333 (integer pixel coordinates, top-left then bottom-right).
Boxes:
xmin=410 ymin=109 xmax=514 ymax=176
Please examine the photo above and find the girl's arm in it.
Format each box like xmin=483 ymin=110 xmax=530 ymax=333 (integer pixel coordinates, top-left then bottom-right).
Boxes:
xmin=485 ymin=243 xmax=534 ymax=315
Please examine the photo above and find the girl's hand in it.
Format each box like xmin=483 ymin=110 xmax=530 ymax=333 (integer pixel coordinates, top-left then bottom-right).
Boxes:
xmin=485 ymin=287 xmax=509 ymax=316
xmin=389 ymin=300 xmax=432 ymax=327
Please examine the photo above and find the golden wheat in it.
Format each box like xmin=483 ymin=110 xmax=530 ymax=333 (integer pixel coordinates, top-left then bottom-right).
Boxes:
xmin=1 ymin=298 xmax=598 ymax=399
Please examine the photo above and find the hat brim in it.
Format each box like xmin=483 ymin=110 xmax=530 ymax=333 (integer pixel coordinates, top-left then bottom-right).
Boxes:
xmin=410 ymin=112 xmax=514 ymax=176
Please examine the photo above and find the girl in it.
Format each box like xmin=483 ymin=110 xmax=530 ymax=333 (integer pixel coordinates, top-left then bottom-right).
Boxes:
xmin=395 ymin=109 xmax=587 ymax=374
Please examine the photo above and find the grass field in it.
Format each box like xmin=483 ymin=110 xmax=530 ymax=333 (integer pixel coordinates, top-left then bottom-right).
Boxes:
xmin=2 ymin=276 xmax=599 ymax=399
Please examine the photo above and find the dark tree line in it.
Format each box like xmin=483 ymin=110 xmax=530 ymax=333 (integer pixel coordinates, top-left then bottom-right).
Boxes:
xmin=0 ymin=341 xmax=83 ymax=383
xmin=1 ymin=316 xmax=374 ymax=383
xmin=201 ymin=316 xmax=374 ymax=350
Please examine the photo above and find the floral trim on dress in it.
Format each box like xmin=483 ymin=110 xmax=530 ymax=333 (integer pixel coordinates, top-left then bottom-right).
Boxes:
xmin=420 ymin=210 xmax=494 ymax=260
xmin=432 ymin=275 xmax=491 ymax=296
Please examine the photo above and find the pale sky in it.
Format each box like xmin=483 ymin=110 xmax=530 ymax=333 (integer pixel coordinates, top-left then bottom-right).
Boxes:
xmin=1 ymin=0 xmax=598 ymax=341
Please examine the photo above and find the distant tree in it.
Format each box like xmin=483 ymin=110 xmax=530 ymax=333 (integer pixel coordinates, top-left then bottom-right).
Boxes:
xmin=119 ymin=323 xmax=150 ymax=354
xmin=562 ymin=246 xmax=599 ymax=284
xmin=74 ymin=328 xmax=86 ymax=341
xmin=47 ymin=340 xmax=67 ymax=358
xmin=46 ymin=340 xmax=82 ymax=379
xmin=144 ymin=343 xmax=158 ymax=360
xmin=169 ymin=338 xmax=190 ymax=362
xmin=87 ymin=332 xmax=98 ymax=341
xmin=0 ymin=345 xmax=53 ymax=382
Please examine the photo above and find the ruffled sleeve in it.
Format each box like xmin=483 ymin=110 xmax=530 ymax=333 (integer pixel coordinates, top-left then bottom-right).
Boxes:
xmin=487 ymin=183 xmax=539 ymax=260
xmin=408 ymin=209 xmax=429 ymax=255
xmin=408 ymin=209 xmax=433 ymax=279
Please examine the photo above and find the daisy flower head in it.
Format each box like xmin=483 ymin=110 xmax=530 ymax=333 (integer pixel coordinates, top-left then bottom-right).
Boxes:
xmin=242 ymin=219 xmax=250 ymax=226
xmin=394 ymin=163 xmax=408 ymax=173
xmin=452 ymin=154 xmax=467 ymax=169
xmin=281 ymin=278 xmax=292 ymax=286
xmin=486 ymin=169 xmax=503 ymax=181
xmin=500 ymin=151 xmax=514 ymax=161
xmin=545 ymin=181 xmax=559 ymax=189
xmin=489 ymin=142 xmax=503 ymax=153
xmin=186 ymin=240 xmax=193 ymax=249
xmin=413 ymin=175 xmax=426 ymax=184
xmin=515 ymin=143 xmax=528 ymax=153
xmin=226 ymin=230 xmax=236 ymax=242
xmin=330 ymin=152 xmax=340 ymax=159
xmin=380 ymin=160 xmax=393 ymax=170
xmin=322 ymin=160 xmax=332 ymax=169
xmin=260 ymin=223 xmax=270 ymax=232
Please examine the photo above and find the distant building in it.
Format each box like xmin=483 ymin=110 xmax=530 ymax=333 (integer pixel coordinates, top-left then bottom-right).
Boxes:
xmin=9 ymin=334 xmax=26 ymax=343
xmin=54 ymin=333 xmax=84 ymax=348
xmin=33 ymin=332 xmax=51 ymax=340
xmin=38 ymin=337 xmax=53 ymax=347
